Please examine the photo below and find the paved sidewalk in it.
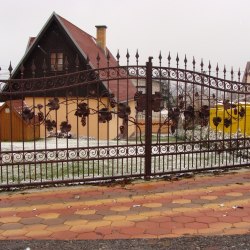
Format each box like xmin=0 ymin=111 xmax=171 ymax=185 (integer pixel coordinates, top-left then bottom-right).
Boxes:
xmin=0 ymin=170 xmax=250 ymax=240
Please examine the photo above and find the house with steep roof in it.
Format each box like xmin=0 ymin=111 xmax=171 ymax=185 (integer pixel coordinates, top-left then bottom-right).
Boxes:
xmin=3 ymin=12 xmax=136 ymax=140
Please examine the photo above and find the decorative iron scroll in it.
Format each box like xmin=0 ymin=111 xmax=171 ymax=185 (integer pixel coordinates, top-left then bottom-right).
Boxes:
xmin=152 ymin=67 xmax=247 ymax=94
xmin=1 ymin=66 xmax=249 ymax=95
xmin=0 ymin=144 xmax=145 ymax=165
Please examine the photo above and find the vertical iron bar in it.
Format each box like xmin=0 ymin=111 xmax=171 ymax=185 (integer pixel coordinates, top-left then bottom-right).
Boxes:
xmin=145 ymin=57 xmax=153 ymax=179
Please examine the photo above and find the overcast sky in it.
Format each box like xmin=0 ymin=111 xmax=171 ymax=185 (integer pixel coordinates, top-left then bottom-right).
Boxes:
xmin=0 ymin=0 xmax=249 ymax=79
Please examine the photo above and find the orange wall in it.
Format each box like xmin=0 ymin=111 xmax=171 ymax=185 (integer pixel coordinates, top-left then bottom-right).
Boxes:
xmin=25 ymin=97 xmax=136 ymax=140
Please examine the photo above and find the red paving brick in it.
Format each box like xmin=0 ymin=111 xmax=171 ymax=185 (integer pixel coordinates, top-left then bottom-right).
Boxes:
xmin=0 ymin=170 xmax=250 ymax=240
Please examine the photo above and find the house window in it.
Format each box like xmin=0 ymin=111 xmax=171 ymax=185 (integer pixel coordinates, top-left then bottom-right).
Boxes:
xmin=50 ymin=52 xmax=63 ymax=71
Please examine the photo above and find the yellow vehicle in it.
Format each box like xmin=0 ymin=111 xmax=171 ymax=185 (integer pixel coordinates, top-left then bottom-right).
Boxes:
xmin=210 ymin=102 xmax=250 ymax=135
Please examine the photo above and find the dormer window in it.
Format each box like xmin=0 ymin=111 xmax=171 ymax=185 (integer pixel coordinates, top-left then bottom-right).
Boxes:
xmin=50 ymin=52 xmax=63 ymax=71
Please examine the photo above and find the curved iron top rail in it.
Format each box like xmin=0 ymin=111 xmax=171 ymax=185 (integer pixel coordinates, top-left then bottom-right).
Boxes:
xmin=0 ymin=65 xmax=249 ymax=96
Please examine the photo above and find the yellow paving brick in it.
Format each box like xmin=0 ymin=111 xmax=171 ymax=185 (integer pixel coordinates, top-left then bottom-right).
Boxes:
xmin=13 ymin=206 xmax=34 ymax=212
xmin=200 ymin=195 xmax=218 ymax=200
xmin=203 ymin=204 xmax=224 ymax=209
xmin=116 ymin=197 xmax=133 ymax=203
xmin=46 ymin=224 xmax=71 ymax=232
xmin=158 ymin=233 xmax=180 ymax=238
xmin=2 ymin=229 xmax=28 ymax=237
xmin=30 ymin=204 xmax=52 ymax=210
xmin=70 ymin=221 xmax=111 ymax=233
xmin=103 ymin=215 xmax=126 ymax=221
xmin=225 ymin=192 xmax=243 ymax=197
xmin=83 ymin=200 xmax=103 ymax=206
xmin=197 ymin=227 xmax=224 ymax=235
xmin=223 ymin=228 xmax=250 ymax=235
xmin=131 ymin=195 xmax=146 ymax=201
xmin=37 ymin=213 xmax=60 ymax=219
xmin=233 ymin=222 xmax=250 ymax=229
xmin=142 ymin=203 xmax=162 ymax=208
xmin=64 ymin=220 xmax=88 ymax=226
xmin=172 ymin=199 xmax=191 ymax=204
xmin=209 ymin=222 xmax=233 ymax=229
xmin=47 ymin=203 xmax=69 ymax=210
xmin=74 ymin=209 xmax=96 ymax=215
xmin=110 ymin=206 xmax=131 ymax=212
xmin=126 ymin=215 xmax=148 ymax=222
xmin=0 ymin=216 xmax=21 ymax=223
xmin=86 ymin=220 xmax=111 ymax=228
xmin=172 ymin=228 xmax=198 ymax=235
xmin=25 ymin=230 xmax=52 ymax=238
xmin=70 ymin=224 xmax=94 ymax=233
xmin=84 ymin=199 xmax=115 ymax=206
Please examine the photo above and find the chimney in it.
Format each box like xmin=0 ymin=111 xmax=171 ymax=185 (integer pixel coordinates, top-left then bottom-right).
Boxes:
xmin=95 ymin=25 xmax=107 ymax=53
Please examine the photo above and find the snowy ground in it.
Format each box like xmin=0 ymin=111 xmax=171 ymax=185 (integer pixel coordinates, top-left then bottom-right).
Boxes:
xmin=0 ymin=137 xmax=249 ymax=186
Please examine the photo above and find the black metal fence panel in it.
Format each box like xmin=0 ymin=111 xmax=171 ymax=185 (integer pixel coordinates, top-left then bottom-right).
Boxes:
xmin=0 ymin=53 xmax=250 ymax=188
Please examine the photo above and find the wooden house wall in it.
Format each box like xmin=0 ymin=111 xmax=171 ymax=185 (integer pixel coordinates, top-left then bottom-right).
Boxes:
xmin=0 ymin=106 xmax=40 ymax=141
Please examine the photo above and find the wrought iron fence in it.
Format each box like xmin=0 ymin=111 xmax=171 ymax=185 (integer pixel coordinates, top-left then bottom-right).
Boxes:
xmin=0 ymin=52 xmax=250 ymax=188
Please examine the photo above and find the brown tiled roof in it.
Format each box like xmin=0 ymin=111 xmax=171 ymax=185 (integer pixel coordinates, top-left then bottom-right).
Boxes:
xmin=56 ymin=14 xmax=135 ymax=102
xmin=25 ymin=37 xmax=36 ymax=52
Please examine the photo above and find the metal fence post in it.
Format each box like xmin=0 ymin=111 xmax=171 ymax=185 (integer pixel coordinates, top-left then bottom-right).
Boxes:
xmin=145 ymin=57 xmax=153 ymax=179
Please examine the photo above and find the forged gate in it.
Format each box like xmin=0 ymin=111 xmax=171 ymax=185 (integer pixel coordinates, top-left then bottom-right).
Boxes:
xmin=0 ymin=53 xmax=250 ymax=188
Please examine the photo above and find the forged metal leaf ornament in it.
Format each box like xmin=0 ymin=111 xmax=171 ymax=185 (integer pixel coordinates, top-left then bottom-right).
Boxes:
xmin=199 ymin=105 xmax=210 ymax=119
xmin=110 ymin=98 xmax=116 ymax=108
xmin=168 ymin=108 xmax=180 ymax=122
xmin=120 ymin=125 xmax=125 ymax=134
xmin=134 ymin=91 xmax=146 ymax=112
xmin=36 ymin=104 xmax=43 ymax=110
xmin=22 ymin=107 xmax=34 ymax=122
xmin=45 ymin=119 xmax=56 ymax=131
xmin=223 ymin=99 xmax=231 ymax=110
xmin=239 ymin=107 xmax=245 ymax=118
xmin=168 ymin=107 xmax=180 ymax=134
xmin=199 ymin=105 xmax=210 ymax=126
xmin=108 ymin=93 xmax=116 ymax=108
xmin=224 ymin=118 xmax=232 ymax=128
xmin=98 ymin=108 xmax=112 ymax=123
xmin=47 ymin=98 xmax=60 ymax=111
xmin=81 ymin=117 xmax=86 ymax=126
xmin=75 ymin=103 xmax=90 ymax=117
xmin=117 ymin=103 xmax=131 ymax=119
xmin=178 ymin=100 xmax=185 ymax=109
xmin=37 ymin=112 xmax=44 ymax=122
xmin=152 ymin=92 xmax=164 ymax=112
xmin=213 ymin=117 xmax=222 ymax=127
xmin=184 ymin=106 xmax=195 ymax=120
xmin=60 ymin=121 xmax=72 ymax=133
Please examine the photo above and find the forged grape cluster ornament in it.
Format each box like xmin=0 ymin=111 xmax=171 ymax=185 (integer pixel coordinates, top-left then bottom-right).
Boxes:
xmin=21 ymin=96 xmax=134 ymax=137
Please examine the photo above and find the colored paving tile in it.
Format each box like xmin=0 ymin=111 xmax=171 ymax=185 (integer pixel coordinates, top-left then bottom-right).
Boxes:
xmin=0 ymin=170 xmax=249 ymax=240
